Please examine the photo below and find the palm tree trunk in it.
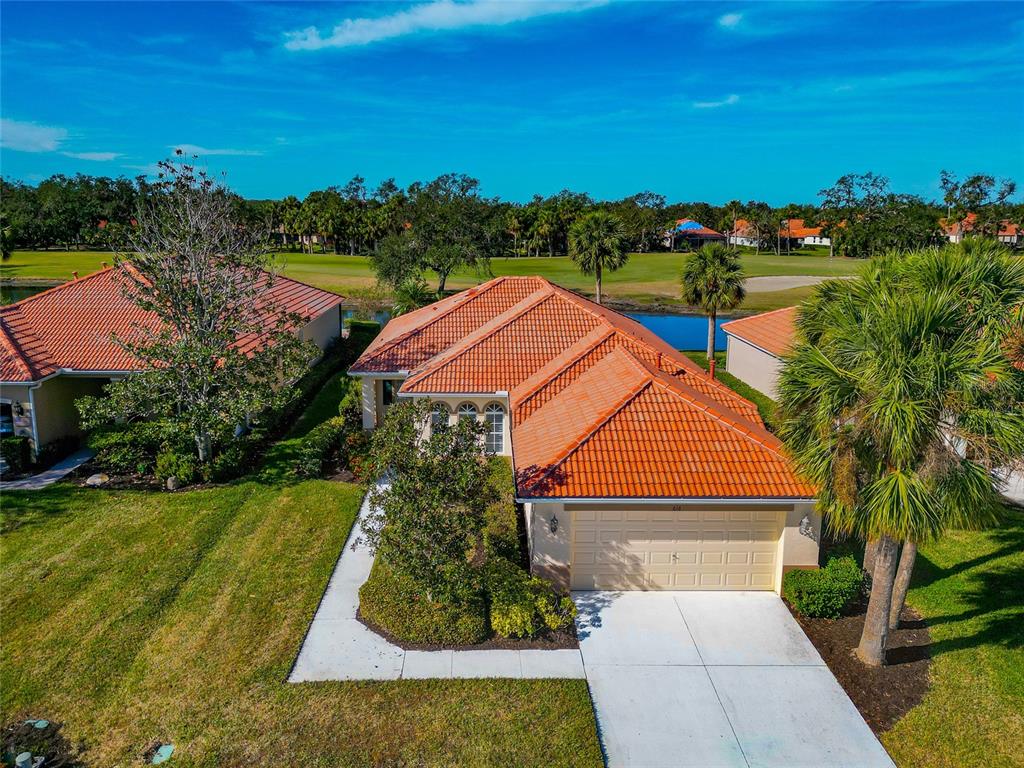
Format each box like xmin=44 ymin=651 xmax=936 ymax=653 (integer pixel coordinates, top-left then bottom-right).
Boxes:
xmin=856 ymin=534 xmax=899 ymax=667
xmin=889 ymin=540 xmax=917 ymax=630
xmin=863 ymin=538 xmax=880 ymax=577
xmin=595 ymin=263 xmax=602 ymax=305
xmin=706 ymin=309 xmax=717 ymax=367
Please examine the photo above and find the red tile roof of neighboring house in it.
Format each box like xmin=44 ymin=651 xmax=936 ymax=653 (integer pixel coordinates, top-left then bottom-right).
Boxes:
xmin=0 ymin=266 xmax=342 ymax=383
xmin=720 ymin=306 xmax=798 ymax=359
xmin=782 ymin=219 xmax=823 ymax=238
xmin=349 ymin=276 xmax=810 ymax=500
xmin=514 ymin=346 xmax=813 ymax=499
xmin=942 ymin=212 xmax=1020 ymax=237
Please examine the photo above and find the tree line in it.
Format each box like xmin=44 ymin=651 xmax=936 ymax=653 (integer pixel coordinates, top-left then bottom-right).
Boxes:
xmin=2 ymin=164 xmax=1020 ymax=267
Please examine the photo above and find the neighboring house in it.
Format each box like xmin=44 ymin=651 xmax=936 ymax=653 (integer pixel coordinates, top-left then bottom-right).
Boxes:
xmin=350 ymin=277 xmax=818 ymax=593
xmin=0 ymin=266 xmax=344 ymax=455
xmin=664 ymin=219 xmax=726 ymax=250
xmin=728 ymin=219 xmax=831 ymax=249
xmin=720 ymin=306 xmax=797 ymax=400
xmin=943 ymin=212 xmax=1022 ymax=247
xmin=782 ymin=218 xmax=831 ymax=247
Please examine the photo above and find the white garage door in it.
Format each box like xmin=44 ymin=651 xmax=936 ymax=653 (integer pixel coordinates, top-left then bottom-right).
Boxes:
xmin=570 ymin=507 xmax=782 ymax=590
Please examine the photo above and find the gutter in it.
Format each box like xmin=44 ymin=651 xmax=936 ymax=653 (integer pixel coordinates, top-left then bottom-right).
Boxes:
xmin=720 ymin=331 xmax=783 ymax=361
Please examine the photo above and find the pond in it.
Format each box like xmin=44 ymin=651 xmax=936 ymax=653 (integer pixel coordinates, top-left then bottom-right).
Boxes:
xmin=0 ymin=284 xmax=49 ymax=305
xmin=627 ymin=312 xmax=730 ymax=352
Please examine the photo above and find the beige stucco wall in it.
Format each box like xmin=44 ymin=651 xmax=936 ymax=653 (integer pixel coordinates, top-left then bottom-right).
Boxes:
xmin=356 ymin=380 xmax=513 ymax=456
xmin=526 ymin=499 xmax=820 ymax=594
xmin=4 ymin=376 xmax=110 ymax=451
xmin=725 ymin=335 xmax=782 ymax=400
xmin=298 ymin=305 xmax=341 ymax=353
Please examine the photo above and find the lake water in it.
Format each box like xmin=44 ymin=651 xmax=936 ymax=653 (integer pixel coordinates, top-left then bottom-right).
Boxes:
xmin=628 ymin=312 xmax=730 ymax=352
xmin=0 ymin=285 xmax=48 ymax=305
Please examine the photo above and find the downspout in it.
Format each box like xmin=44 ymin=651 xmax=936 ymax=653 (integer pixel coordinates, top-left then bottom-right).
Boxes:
xmin=28 ymin=382 xmax=41 ymax=458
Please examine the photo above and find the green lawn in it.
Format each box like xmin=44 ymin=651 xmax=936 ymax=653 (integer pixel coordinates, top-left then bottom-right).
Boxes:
xmin=2 ymin=248 xmax=861 ymax=311
xmin=0 ymin=371 xmax=602 ymax=767
xmin=882 ymin=509 xmax=1024 ymax=768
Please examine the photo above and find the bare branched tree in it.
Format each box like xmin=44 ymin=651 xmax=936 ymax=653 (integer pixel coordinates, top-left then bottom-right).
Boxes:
xmin=78 ymin=153 xmax=316 ymax=461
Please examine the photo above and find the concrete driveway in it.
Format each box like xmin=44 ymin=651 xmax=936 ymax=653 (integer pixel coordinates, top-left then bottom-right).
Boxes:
xmin=575 ymin=591 xmax=895 ymax=768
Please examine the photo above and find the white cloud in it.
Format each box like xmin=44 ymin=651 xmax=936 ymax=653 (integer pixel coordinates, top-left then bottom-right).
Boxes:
xmin=693 ymin=94 xmax=740 ymax=109
xmin=62 ymin=151 xmax=121 ymax=161
xmin=718 ymin=12 xmax=743 ymax=29
xmin=284 ymin=0 xmax=607 ymax=51
xmin=0 ymin=118 xmax=68 ymax=152
xmin=173 ymin=144 xmax=263 ymax=157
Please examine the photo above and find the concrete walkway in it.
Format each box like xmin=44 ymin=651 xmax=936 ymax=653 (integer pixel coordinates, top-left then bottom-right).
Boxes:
xmin=0 ymin=448 xmax=94 ymax=491
xmin=289 ymin=482 xmax=585 ymax=682
xmin=575 ymin=591 xmax=895 ymax=768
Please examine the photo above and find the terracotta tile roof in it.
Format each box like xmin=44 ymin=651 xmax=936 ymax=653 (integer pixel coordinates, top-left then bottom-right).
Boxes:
xmin=942 ymin=212 xmax=1020 ymax=237
xmin=0 ymin=266 xmax=342 ymax=383
xmin=782 ymin=219 xmax=824 ymax=238
xmin=514 ymin=347 xmax=813 ymax=499
xmin=350 ymin=276 xmax=546 ymax=373
xmin=721 ymin=306 xmax=798 ymax=358
xmin=510 ymin=325 xmax=763 ymax=426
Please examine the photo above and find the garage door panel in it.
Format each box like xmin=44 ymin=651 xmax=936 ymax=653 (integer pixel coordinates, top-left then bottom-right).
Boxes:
xmin=570 ymin=507 xmax=782 ymax=591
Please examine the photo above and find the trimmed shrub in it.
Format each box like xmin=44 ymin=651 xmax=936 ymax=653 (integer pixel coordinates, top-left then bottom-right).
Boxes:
xmin=0 ymin=436 xmax=30 ymax=475
xmin=155 ymin=449 xmax=199 ymax=486
xmin=338 ymin=375 xmax=363 ymax=420
xmin=87 ymin=422 xmax=168 ymax=475
xmin=482 ymin=457 xmax=522 ymax=564
xmin=205 ymin=437 xmax=260 ymax=483
xmin=485 ymin=557 xmax=577 ymax=638
xmin=294 ymin=416 xmax=352 ymax=477
xmin=359 ymin=561 xmax=488 ymax=645
xmin=783 ymin=555 xmax=864 ymax=619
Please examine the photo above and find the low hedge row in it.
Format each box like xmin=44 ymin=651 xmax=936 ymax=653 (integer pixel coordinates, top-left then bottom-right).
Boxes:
xmin=359 ymin=561 xmax=489 ymax=646
xmin=0 ymin=436 xmax=31 ymax=475
xmin=783 ymin=554 xmax=865 ymax=619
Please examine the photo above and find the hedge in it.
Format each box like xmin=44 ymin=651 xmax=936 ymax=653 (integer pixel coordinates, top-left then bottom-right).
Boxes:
xmin=482 ymin=457 xmax=522 ymax=564
xmin=1 ymin=436 xmax=30 ymax=475
xmin=783 ymin=555 xmax=865 ymax=619
xmin=359 ymin=561 xmax=488 ymax=645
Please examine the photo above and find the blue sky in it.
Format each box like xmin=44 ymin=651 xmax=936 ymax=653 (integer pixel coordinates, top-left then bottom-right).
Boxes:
xmin=1 ymin=1 xmax=1022 ymax=204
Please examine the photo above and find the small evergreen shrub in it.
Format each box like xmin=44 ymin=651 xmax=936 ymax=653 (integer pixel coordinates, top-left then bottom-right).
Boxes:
xmin=482 ymin=457 xmax=522 ymax=564
xmin=783 ymin=555 xmax=864 ymax=619
xmin=485 ymin=557 xmax=577 ymax=638
xmin=359 ymin=561 xmax=488 ymax=645
xmin=0 ymin=436 xmax=30 ymax=474
xmin=294 ymin=416 xmax=353 ymax=477
xmin=155 ymin=449 xmax=199 ymax=486
xmin=87 ymin=422 xmax=168 ymax=475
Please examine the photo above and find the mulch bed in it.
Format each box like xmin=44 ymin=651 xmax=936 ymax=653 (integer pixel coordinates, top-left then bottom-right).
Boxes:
xmin=1 ymin=718 xmax=87 ymax=768
xmin=791 ymin=603 xmax=931 ymax=734
xmin=357 ymin=609 xmax=579 ymax=651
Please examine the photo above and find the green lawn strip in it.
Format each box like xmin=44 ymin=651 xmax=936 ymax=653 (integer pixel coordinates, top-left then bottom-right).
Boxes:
xmin=881 ymin=510 xmax=1024 ymax=768
xmin=4 ymin=249 xmax=862 ymax=313
xmin=682 ymin=351 xmax=778 ymax=428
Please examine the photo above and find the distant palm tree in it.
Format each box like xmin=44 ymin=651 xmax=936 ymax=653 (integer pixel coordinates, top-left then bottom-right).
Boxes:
xmin=680 ymin=243 xmax=746 ymax=367
xmin=391 ymin=278 xmax=433 ymax=316
xmin=777 ymin=242 xmax=1024 ymax=667
xmin=568 ymin=212 xmax=627 ymax=305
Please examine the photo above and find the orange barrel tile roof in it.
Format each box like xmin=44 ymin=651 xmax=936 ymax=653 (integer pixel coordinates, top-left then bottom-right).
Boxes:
xmin=349 ymin=276 xmax=812 ymax=501
xmin=720 ymin=306 xmax=798 ymax=358
xmin=514 ymin=347 xmax=813 ymax=499
xmin=0 ymin=266 xmax=343 ymax=383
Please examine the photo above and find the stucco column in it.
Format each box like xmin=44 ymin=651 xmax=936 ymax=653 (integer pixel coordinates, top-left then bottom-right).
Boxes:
xmin=360 ymin=378 xmax=377 ymax=429
xmin=774 ymin=502 xmax=821 ymax=592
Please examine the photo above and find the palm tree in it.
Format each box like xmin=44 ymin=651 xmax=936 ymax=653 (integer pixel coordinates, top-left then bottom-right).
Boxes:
xmin=568 ymin=212 xmax=627 ymax=305
xmin=777 ymin=242 xmax=1024 ymax=667
xmin=680 ymin=243 xmax=746 ymax=367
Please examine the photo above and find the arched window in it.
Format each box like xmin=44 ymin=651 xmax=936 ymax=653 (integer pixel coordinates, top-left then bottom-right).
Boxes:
xmin=430 ymin=403 xmax=450 ymax=434
xmin=457 ymin=403 xmax=478 ymax=423
xmin=484 ymin=403 xmax=505 ymax=453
